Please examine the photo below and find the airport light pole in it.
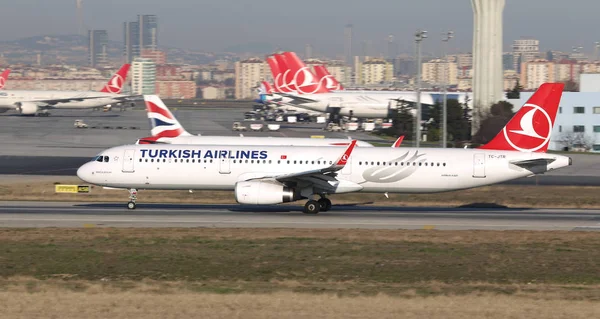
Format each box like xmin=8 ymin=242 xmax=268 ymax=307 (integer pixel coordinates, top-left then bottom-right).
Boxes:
xmin=414 ymin=30 xmax=427 ymax=148
xmin=441 ymin=31 xmax=453 ymax=148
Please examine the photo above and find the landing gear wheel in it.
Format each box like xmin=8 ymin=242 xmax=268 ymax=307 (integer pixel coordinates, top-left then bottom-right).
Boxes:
xmin=318 ymin=198 xmax=332 ymax=212
xmin=127 ymin=188 xmax=138 ymax=210
xmin=303 ymin=200 xmax=320 ymax=214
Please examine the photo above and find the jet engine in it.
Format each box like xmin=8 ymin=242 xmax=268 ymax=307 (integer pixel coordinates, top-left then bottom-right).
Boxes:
xmin=17 ymin=102 xmax=38 ymax=115
xmin=234 ymin=180 xmax=299 ymax=205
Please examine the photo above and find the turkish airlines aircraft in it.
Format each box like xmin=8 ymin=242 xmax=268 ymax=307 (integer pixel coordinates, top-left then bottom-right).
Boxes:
xmin=78 ymin=83 xmax=569 ymax=213
xmin=138 ymin=95 xmax=373 ymax=147
xmin=262 ymin=52 xmax=432 ymax=118
xmin=0 ymin=69 xmax=11 ymax=89
xmin=313 ymin=65 xmax=344 ymax=91
xmin=0 ymin=64 xmax=135 ymax=116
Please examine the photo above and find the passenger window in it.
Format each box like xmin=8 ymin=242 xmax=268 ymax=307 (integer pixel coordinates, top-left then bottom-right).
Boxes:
xmin=210 ymin=160 xmax=213 ymax=163
xmin=413 ymin=162 xmax=416 ymax=166
xmin=311 ymin=161 xmax=314 ymax=164
xmin=175 ymin=159 xmax=178 ymax=163
xmin=394 ymin=162 xmax=398 ymax=166
xmin=145 ymin=159 xmax=148 ymax=162
xmin=443 ymin=163 xmax=446 ymax=167
xmin=419 ymin=163 xmax=422 ymax=166
xmin=139 ymin=159 xmax=142 ymax=162
xmin=104 ymin=156 xmax=109 ymax=162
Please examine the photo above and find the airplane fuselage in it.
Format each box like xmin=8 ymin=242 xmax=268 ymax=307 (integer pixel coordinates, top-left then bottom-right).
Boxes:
xmin=78 ymin=144 xmax=570 ymax=194
xmin=0 ymin=90 xmax=126 ymax=109
xmin=271 ymin=92 xmax=436 ymax=118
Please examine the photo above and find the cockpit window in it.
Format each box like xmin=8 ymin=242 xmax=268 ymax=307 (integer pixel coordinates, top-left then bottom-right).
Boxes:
xmin=93 ymin=155 xmax=110 ymax=163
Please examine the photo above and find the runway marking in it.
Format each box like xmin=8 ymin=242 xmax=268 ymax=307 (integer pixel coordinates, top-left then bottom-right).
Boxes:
xmin=0 ymin=216 xmax=586 ymax=229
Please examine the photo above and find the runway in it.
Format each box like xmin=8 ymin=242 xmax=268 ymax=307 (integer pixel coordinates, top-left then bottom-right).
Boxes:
xmin=1 ymin=201 xmax=600 ymax=231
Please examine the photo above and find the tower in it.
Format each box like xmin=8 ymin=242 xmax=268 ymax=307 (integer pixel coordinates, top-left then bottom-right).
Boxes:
xmin=471 ymin=0 xmax=505 ymax=135
xmin=76 ymin=0 xmax=84 ymax=36
xmin=344 ymin=24 xmax=353 ymax=66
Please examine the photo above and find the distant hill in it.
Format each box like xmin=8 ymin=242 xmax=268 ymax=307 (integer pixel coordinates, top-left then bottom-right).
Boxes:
xmin=0 ymin=34 xmax=122 ymax=51
xmin=222 ymin=42 xmax=276 ymax=54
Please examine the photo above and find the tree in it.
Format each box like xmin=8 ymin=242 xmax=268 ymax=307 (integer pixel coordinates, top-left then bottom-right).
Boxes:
xmin=558 ymin=131 xmax=595 ymax=151
xmin=563 ymin=80 xmax=579 ymax=92
xmin=506 ymin=80 xmax=523 ymax=99
xmin=472 ymin=101 xmax=515 ymax=144
xmin=391 ymin=100 xmax=414 ymax=140
xmin=425 ymin=99 xmax=471 ymax=144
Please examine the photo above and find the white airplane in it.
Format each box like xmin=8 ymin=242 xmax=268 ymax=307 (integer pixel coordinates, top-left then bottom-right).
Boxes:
xmin=260 ymin=52 xmax=435 ymax=118
xmin=77 ymin=83 xmax=570 ymax=213
xmin=0 ymin=64 xmax=136 ymax=116
xmin=138 ymin=95 xmax=374 ymax=147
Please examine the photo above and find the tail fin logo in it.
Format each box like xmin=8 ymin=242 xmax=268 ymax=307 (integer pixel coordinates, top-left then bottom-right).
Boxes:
xmin=503 ymin=103 xmax=552 ymax=152
xmin=104 ymin=74 xmax=124 ymax=94
xmin=293 ymin=67 xmax=320 ymax=94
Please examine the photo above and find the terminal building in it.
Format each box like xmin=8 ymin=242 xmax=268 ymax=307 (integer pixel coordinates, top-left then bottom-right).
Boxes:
xmin=513 ymin=74 xmax=600 ymax=152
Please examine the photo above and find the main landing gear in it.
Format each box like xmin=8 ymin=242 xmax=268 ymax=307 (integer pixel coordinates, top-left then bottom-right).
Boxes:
xmin=302 ymin=196 xmax=332 ymax=214
xmin=127 ymin=188 xmax=137 ymax=210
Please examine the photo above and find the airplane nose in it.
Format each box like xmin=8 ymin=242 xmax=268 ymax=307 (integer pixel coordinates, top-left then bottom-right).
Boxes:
xmin=77 ymin=163 xmax=93 ymax=183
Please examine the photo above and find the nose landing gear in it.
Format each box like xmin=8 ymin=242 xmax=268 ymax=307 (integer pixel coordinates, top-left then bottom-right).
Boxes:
xmin=127 ymin=188 xmax=138 ymax=209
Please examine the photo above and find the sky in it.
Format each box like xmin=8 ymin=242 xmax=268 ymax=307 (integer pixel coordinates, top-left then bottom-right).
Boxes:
xmin=0 ymin=0 xmax=598 ymax=57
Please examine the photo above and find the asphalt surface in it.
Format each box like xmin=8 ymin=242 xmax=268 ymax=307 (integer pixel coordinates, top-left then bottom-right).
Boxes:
xmin=1 ymin=201 xmax=599 ymax=230
xmin=0 ymin=107 xmax=382 ymax=157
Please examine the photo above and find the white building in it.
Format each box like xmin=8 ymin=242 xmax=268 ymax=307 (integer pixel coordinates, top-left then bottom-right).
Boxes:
xmin=131 ymin=57 xmax=156 ymax=94
xmin=471 ymin=0 xmax=505 ymax=133
xmin=422 ymin=59 xmax=458 ymax=86
xmin=234 ymin=58 xmax=270 ymax=99
xmin=520 ymin=59 xmax=555 ymax=90
xmin=355 ymin=59 xmax=394 ymax=85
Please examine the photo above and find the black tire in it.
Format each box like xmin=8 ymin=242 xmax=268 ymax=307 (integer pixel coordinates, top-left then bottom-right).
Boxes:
xmin=127 ymin=202 xmax=136 ymax=210
xmin=303 ymin=200 xmax=320 ymax=214
xmin=318 ymin=198 xmax=332 ymax=212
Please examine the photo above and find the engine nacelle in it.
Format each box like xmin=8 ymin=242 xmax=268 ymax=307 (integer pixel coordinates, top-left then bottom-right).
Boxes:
xmin=234 ymin=180 xmax=299 ymax=205
xmin=17 ymin=102 xmax=38 ymax=115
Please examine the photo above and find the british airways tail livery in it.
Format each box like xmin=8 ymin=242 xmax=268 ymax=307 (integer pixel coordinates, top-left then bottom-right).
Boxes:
xmin=78 ymin=83 xmax=570 ymax=214
xmin=0 ymin=69 xmax=11 ymax=89
xmin=141 ymin=95 xmax=374 ymax=147
xmin=144 ymin=94 xmax=192 ymax=140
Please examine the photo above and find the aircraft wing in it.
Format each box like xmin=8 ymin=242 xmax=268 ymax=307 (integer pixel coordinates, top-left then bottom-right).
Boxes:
xmin=241 ymin=141 xmax=359 ymax=193
xmin=24 ymin=94 xmax=142 ymax=107
xmin=275 ymin=92 xmax=319 ymax=104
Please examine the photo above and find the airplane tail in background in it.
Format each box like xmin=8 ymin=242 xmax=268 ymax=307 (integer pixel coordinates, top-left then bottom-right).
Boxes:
xmin=272 ymin=54 xmax=295 ymax=93
xmin=0 ymin=69 xmax=10 ymax=89
xmin=261 ymin=81 xmax=274 ymax=94
xmin=479 ymin=83 xmax=564 ymax=153
xmin=100 ymin=64 xmax=130 ymax=94
xmin=144 ymin=95 xmax=192 ymax=140
xmin=282 ymin=52 xmax=330 ymax=94
xmin=313 ymin=65 xmax=344 ymax=90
